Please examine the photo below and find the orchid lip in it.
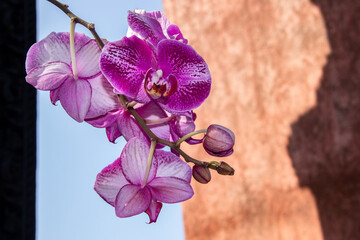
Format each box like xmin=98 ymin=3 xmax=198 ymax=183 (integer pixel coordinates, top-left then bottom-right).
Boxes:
xmin=145 ymin=68 xmax=178 ymax=99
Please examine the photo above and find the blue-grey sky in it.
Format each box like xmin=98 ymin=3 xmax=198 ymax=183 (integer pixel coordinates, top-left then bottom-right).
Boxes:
xmin=36 ymin=1 xmax=185 ymax=239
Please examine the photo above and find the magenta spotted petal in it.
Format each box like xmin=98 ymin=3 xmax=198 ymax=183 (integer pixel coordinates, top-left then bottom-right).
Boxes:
xmin=100 ymin=36 xmax=154 ymax=102
xmin=127 ymin=10 xmax=187 ymax=45
xmin=156 ymin=39 xmax=211 ymax=113
xmin=94 ymin=137 xmax=193 ymax=223
xmin=127 ymin=10 xmax=167 ymax=46
xmin=100 ymin=36 xmax=211 ymax=113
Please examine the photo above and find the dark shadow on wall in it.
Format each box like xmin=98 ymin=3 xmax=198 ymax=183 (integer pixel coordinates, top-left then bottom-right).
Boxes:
xmin=287 ymin=0 xmax=360 ymax=239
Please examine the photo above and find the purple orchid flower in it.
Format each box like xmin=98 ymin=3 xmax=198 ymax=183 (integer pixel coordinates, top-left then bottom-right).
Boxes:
xmin=127 ymin=10 xmax=188 ymax=46
xmin=94 ymin=137 xmax=193 ymax=223
xmin=86 ymin=101 xmax=171 ymax=145
xmin=100 ymin=35 xmax=211 ymax=114
xmin=25 ymin=32 xmax=119 ymax=122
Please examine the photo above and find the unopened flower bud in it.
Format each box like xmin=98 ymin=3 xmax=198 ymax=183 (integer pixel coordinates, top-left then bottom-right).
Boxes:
xmin=203 ymin=124 xmax=235 ymax=157
xmin=216 ymin=161 xmax=235 ymax=175
xmin=192 ymin=165 xmax=211 ymax=184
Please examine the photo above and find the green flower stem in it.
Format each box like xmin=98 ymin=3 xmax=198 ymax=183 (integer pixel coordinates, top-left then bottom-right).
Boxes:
xmin=175 ymin=129 xmax=207 ymax=147
xmin=47 ymin=0 xmax=104 ymax=49
xmin=174 ymin=147 xmax=217 ymax=170
xmin=142 ymin=140 xmax=157 ymax=188
xmin=208 ymin=161 xmax=220 ymax=167
xmin=127 ymin=101 xmax=137 ymax=108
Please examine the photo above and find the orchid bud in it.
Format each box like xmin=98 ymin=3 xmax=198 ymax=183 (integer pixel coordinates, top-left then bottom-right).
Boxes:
xmin=192 ymin=165 xmax=211 ymax=184
xmin=203 ymin=124 xmax=235 ymax=157
xmin=216 ymin=161 xmax=235 ymax=176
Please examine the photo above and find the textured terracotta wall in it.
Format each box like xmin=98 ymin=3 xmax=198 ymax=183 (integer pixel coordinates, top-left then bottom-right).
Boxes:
xmin=163 ymin=0 xmax=360 ymax=239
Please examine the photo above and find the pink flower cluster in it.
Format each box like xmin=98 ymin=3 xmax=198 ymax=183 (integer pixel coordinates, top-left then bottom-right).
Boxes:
xmin=25 ymin=10 xmax=235 ymax=223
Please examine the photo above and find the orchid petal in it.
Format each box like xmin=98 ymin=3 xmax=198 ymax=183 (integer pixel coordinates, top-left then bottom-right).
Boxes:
xmin=170 ymin=112 xmax=200 ymax=143
xmin=145 ymin=199 xmax=163 ymax=223
xmin=127 ymin=11 xmax=166 ymax=46
xmin=157 ymin=39 xmax=211 ymax=113
xmin=144 ymin=11 xmax=171 ymax=33
xmin=86 ymin=109 xmax=122 ymax=128
xmin=25 ymin=61 xmax=71 ymax=90
xmin=50 ymin=88 xmax=60 ymax=105
xmin=170 ymin=114 xmax=195 ymax=142
xmin=120 ymin=138 xmax=157 ymax=185
xmin=59 ymin=78 xmax=91 ymax=122
xmin=137 ymin=102 xmax=171 ymax=142
xmin=86 ymin=109 xmax=123 ymax=143
xmin=100 ymin=36 xmax=154 ymax=102
xmin=94 ymin=157 xmax=129 ymax=207
xmin=149 ymin=177 xmax=194 ymax=203
xmin=76 ymin=39 xmax=102 ymax=79
xmin=118 ymin=102 xmax=171 ymax=145
xmin=154 ymin=150 xmax=192 ymax=182
xmin=106 ymin=124 xmax=122 ymax=143
xmin=118 ymin=111 xmax=144 ymax=141
xmin=115 ymin=184 xmax=151 ymax=218
xmin=167 ymin=24 xmax=188 ymax=44
xmin=85 ymin=75 xmax=120 ymax=119
xmin=26 ymin=32 xmax=90 ymax=72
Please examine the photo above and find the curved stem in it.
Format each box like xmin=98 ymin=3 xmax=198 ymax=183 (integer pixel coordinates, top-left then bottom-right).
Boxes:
xmin=175 ymin=129 xmax=206 ymax=147
xmin=69 ymin=18 xmax=78 ymax=80
xmin=142 ymin=140 xmax=157 ymax=188
xmin=47 ymin=0 xmax=231 ymax=175
xmin=127 ymin=101 xmax=137 ymax=108
xmin=47 ymin=0 xmax=104 ymax=49
xmin=127 ymin=106 xmax=158 ymax=140
xmin=122 ymin=98 xmax=215 ymax=169
xmin=117 ymin=95 xmax=128 ymax=111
